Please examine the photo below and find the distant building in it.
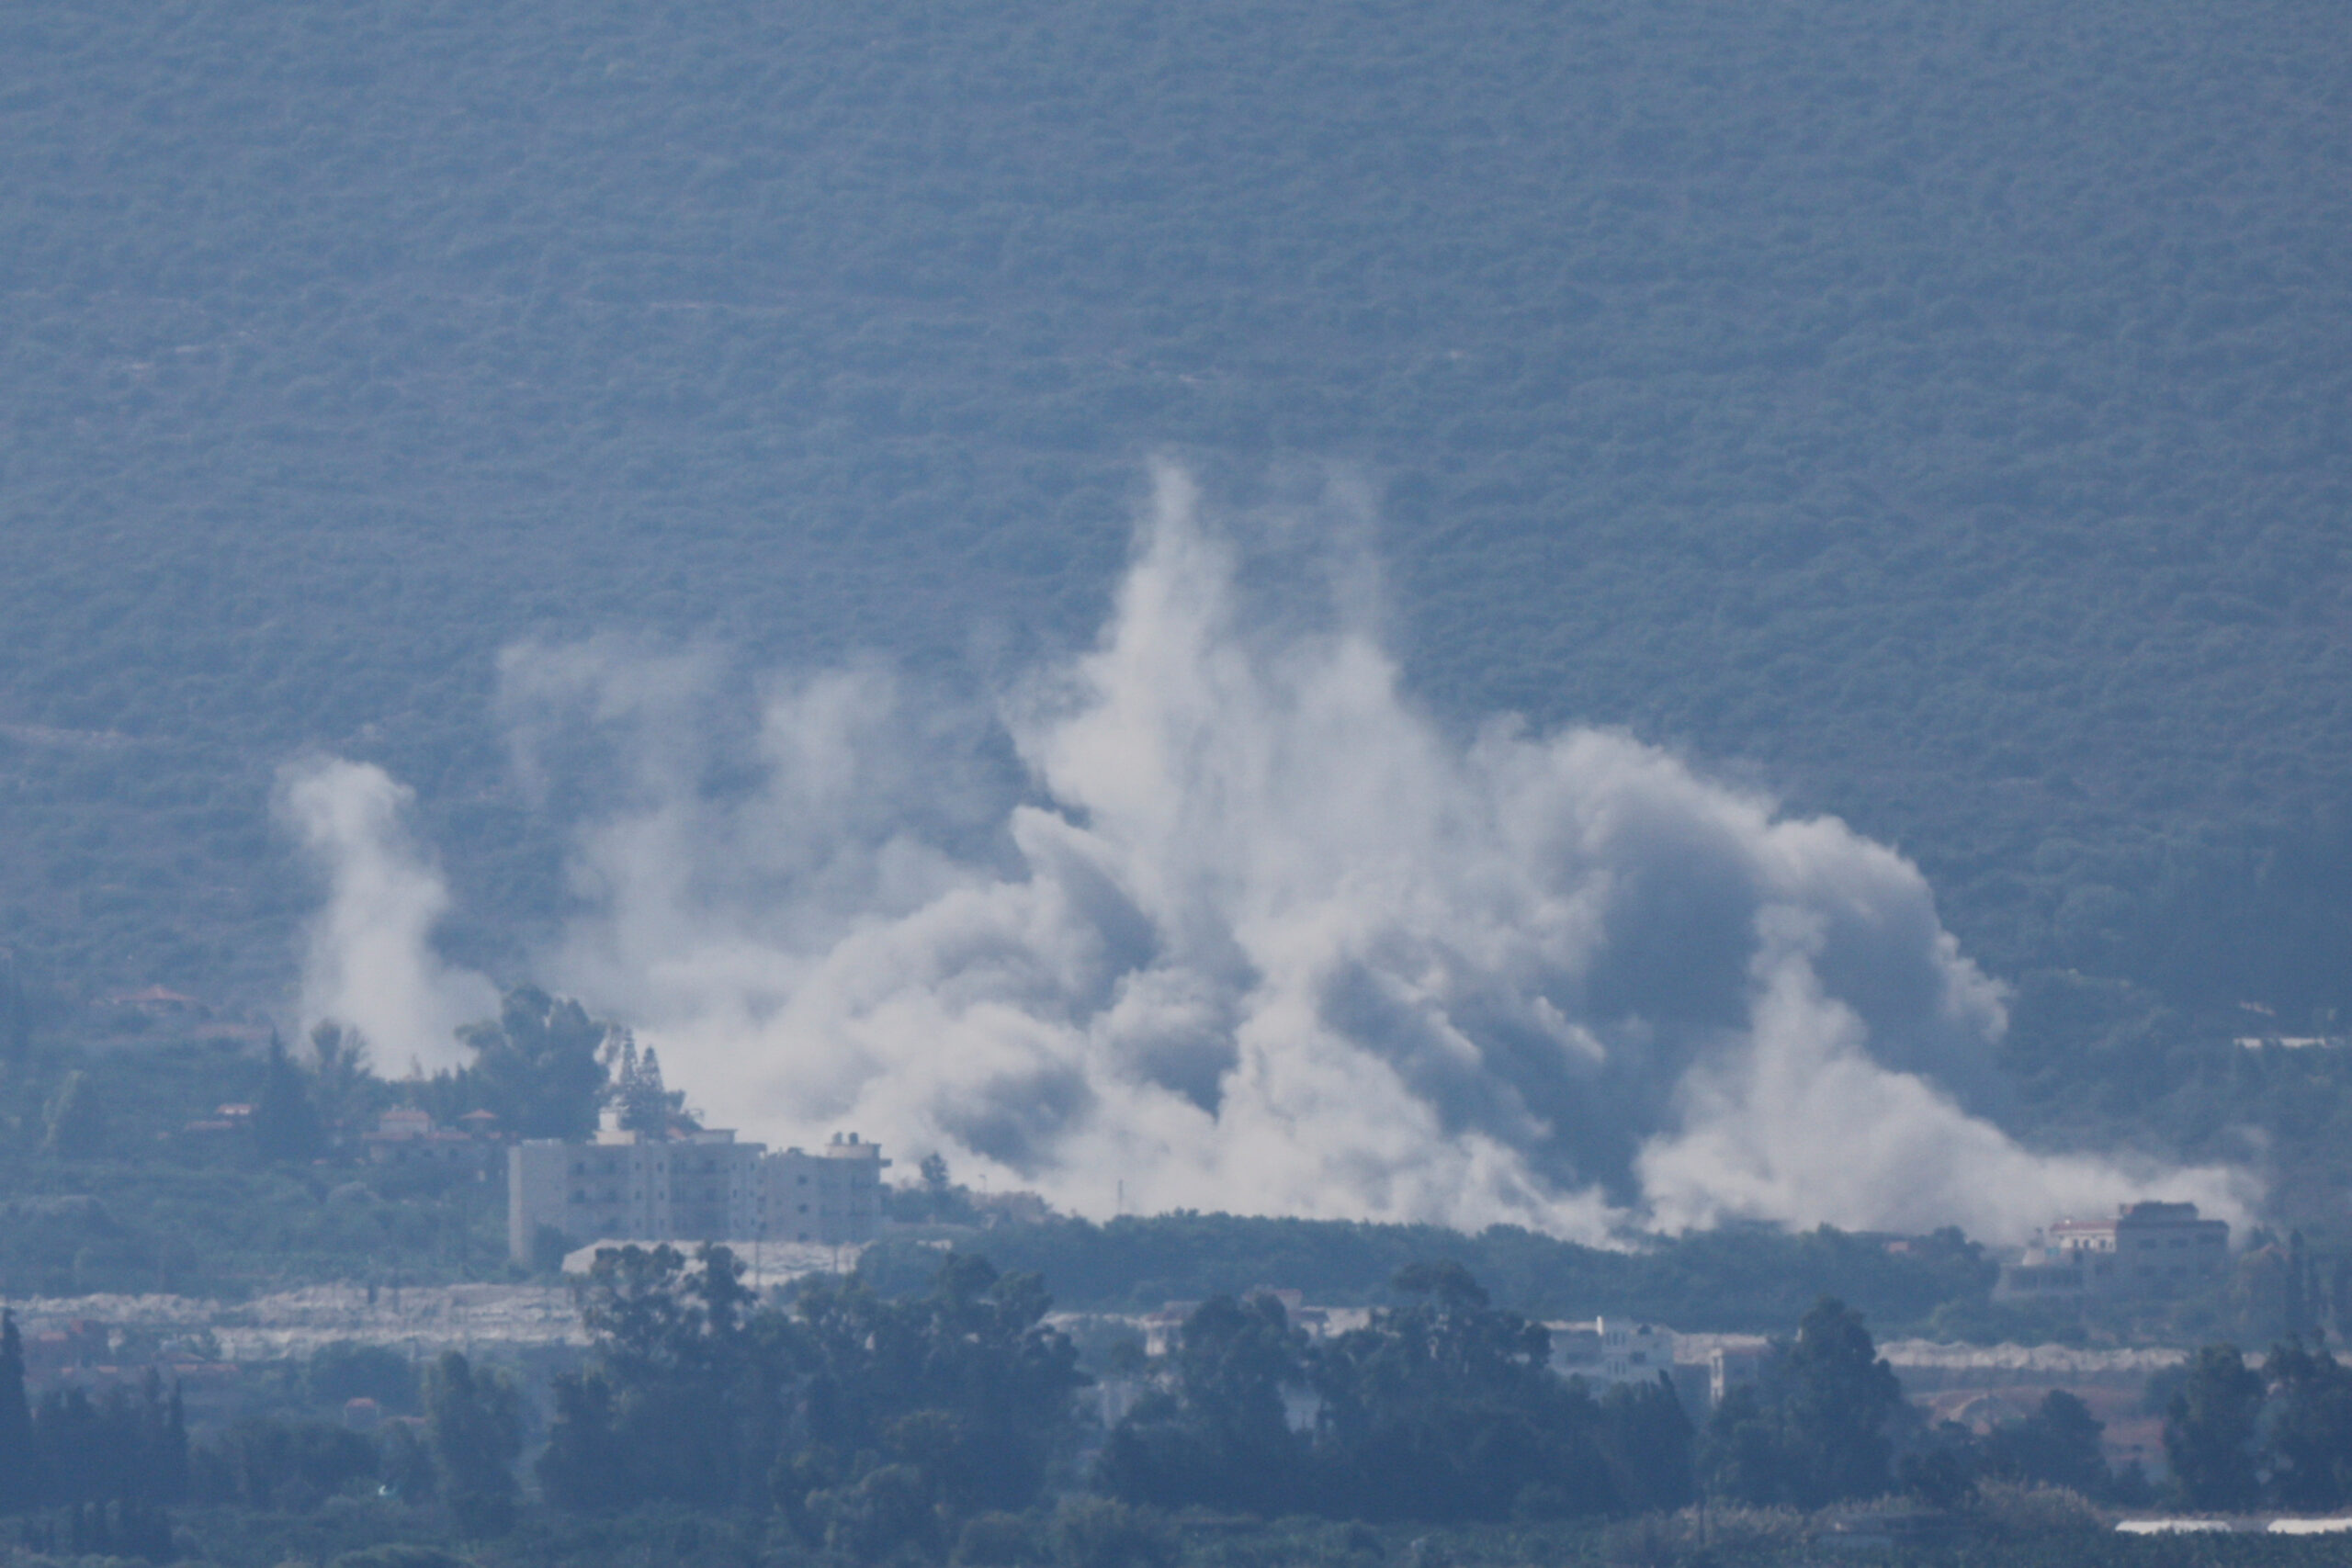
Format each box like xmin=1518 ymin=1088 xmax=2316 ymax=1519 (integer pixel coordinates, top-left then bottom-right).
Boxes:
xmin=1599 ymin=1319 xmax=1673 ymax=1384
xmin=1139 ymin=1303 xmax=1199 ymax=1359
xmin=105 ymin=986 xmax=205 ymax=1017
xmin=362 ymin=1107 xmax=495 ymax=1168
xmin=507 ymin=1126 xmax=888 ymax=1262
xmin=1707 ymin=1344 xmax=1767 ymax=1409
xmin=1545 ymin=1320 xmax=1602 ymax=1377
xmin=1996 ymin=1201 xmax=2230 ymax=1303
xmin=1136 ymin=1293 xmax=1372 ymax=1359
xmin=1546 ymin=1319 xmax=1679 ymax=1389
xmin=1550 ymin=1319 xmax=1741 ymax=1413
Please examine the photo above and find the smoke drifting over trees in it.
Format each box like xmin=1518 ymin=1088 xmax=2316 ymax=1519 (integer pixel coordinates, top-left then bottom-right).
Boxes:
xmin=288 ymin=470 xmax=2248 ymax=1242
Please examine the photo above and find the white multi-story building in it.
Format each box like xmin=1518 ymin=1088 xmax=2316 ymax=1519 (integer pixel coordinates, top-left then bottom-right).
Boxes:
xmin=1996 ymin=1201 xmax=2230 ymax=1303
xmin=508 ymin=1127 xmax=888 ymax=1262
xmin=1546 ymin=1318 xmax=1676 ymax=1387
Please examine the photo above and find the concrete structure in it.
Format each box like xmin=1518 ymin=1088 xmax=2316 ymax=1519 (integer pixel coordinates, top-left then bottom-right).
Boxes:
xmin=1545 ymin=1318 xmax=1675 ymax=1388
xmin=508 ymin=1127 xmax=888 ymax=1263
xmin=1550 ymin=1320 xmax=1740 ymax=1414
xmin=1707 ymin=1344 xmax=1767 ymax=1409
xmin=1598 ymin=1318 xmax=1673 ymax=1384
xmin=1546 ymin=1321 xmax=1602 ymax=1378
xmin=363 ymin=1107 xmax=497 ymax=1168
xmin=1134 ymin=1294 xmax=1372 ymax=1359
xmin=1996 ymin=1201 xmax=2230 ymax=1303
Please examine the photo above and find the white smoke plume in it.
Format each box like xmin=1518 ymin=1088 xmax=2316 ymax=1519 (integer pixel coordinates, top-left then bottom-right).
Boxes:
xmin=291 ymin=468 xmax=2256 ymax=1242
xmin=277 ymin=756 xmax=497 ymax=1074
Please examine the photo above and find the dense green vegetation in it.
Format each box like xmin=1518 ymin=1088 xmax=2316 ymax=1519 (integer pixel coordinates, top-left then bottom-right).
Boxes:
xmin=1101 ymin=1260 xmax=1694 ymax=1521
xmin=0 ymin=1030 xmax=507 ymax=1299
xmin=861 ymin=1201 xmax=2352 ymax=1348
xmin=103 ymin=1506 xmax=2352 ymax=1568
xmin=861 ymin=1212 xmax=2002 ymax=1336
xmin=0 ymin=0 xmax=2347 ymax=1203
xmin=0 ymin=984 xmax=656 ymax=1296
xmin=14 ymin=1250 xmax=2347 ymax=1566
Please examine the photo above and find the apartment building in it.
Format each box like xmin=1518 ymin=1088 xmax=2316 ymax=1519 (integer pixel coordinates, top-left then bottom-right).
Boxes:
xmin=508 ymin=1126 xmax=888 ymax=1263
xmin=1995 ymin=1201 xmax=2231 ymax=1303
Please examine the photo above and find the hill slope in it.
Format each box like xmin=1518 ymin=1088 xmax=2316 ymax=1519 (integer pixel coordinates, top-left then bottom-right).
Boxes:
xmin=0 ymin=0 xmax=2346 ymax=1097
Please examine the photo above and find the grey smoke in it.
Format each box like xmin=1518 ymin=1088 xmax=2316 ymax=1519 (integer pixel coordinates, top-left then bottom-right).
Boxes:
xmin=292 ymin=468 xmax=2255 ymax=1241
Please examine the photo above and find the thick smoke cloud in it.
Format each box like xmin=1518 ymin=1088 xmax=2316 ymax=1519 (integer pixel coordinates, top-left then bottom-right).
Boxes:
xmin=278 ymin=756 xmax=496 ymax=1075
xmin=295 ymin=468 xmax=2254 ymax=1241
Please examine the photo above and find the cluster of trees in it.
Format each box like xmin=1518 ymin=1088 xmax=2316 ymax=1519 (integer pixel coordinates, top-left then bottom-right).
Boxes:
xmin=1103 ymin=1261 xmax=1689 ymax=1523
xmin=8 ymin=984 xmax=629 ymax=1174
xmin=149 ymin=1351 xmax=514 ymax=1533
xmin=536 ymin=1245 xmax=1084 ymax=1559
xmin=1106 ymin=1284 xmax=2120 ymax=1524
xmin=1708 ymin=1321 xmax=2352 ymax=1517
xmin=0 ymin=1311 xmax=530 ymax=1541
xmin=522 ymin=1248 xmax=2014 ymax=1549
xmin=0 ymin=1315 xmax=187 ymax=1506
xmin=287 ymin=987 xmax=632 ymax=1157
xmin=0 ymin=986 xmax=635 ymax=1297
xmin=2161 ymin=1340 xmax=2352 ymax=1513
xmin=1699 ymin=1300 xmax=2117 ymax=1512
xmin=0 ymin=1314 xmax=184 ymax=1558
xmin=864 ymin=1213 xmax=2005 ymax=1341
xmin=526 ymin=1247 xmax=2352 ymax=1545
xmin=14 ymin=1247 xmax=2352 ymax=1566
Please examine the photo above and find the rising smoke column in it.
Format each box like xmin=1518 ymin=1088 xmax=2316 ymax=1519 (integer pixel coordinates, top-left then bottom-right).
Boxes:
xmin=295 ymin=467 xmax=2255 ymax=1240
xmin=278 ymin=756 xmax=496 ymax=1074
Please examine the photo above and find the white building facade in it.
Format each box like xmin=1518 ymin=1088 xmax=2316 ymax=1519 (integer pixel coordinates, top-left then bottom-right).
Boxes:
xmin=1546 ymin=1319 xmax=1677 ymax=1387
xmin=1995 ymin=1201 xmax=2230 ymax=1303
xmin=509 ymin=1128 xmax=888 ymax=1262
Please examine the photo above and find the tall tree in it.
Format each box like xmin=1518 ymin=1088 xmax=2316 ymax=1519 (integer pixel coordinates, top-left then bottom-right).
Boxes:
xmin=252 ymin=1033 xmax=322 ymax=1163
xmin=792 ymin=1253 xmax=1085 ymax=1517
xmin=1702 ymin=1296 xmax=1902 ymax=1509
xmin=2261 ymin=1338 xmax=2352 ymax=1511
xmin=1311 ymin=1261 xmax=1610 ymax=1522
xmin=0 ymin=951 xmax=29 ymax=1059
xmin=307 ymin=1020 xmax=381 ymax=1139
xmin=1595 ymin=1376 xmax=1696 ymax=1515
xmin=1103 ymin=1262 xmax=1647 ymax=1524
xmin=1780 ymin=1296 xmax=1904 ymax=1506
xmin=2165 ymin=1344 xmax=2264 ymax=1511
xmin=540 ymin=1247 xmax=1084 ymax=1531
xmin=425 ymin=1351 xmax=522 ymax=1535
xmin=1098 ymin=1292 xmax=1313 ymax=1517
xmin=458 ymin=987 xmax=612 ymax=1139
xmin=606 ymin=1032 xmax=686 ymax=1134
xmin=1984 ymin=1389 xmax=2109 ymax=1497
xmin=40 ymin=1070 xmax=105 ymax=1157
xmin=0 ymin=1312 xmax=32 ymax=1510
xmin=158 ymin=1377 xmax=187 ymax=1506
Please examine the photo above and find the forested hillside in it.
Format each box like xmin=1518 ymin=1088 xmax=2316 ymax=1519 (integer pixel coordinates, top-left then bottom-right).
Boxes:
xmin=0 ymin=0 xmax=2346 ymax=1158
